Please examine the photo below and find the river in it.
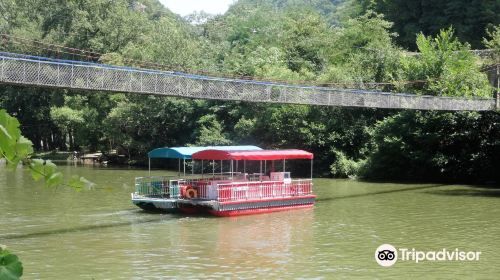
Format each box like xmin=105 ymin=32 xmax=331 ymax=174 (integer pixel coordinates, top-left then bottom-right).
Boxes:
xmin=1 ymin=163 xmax=499 ymax=279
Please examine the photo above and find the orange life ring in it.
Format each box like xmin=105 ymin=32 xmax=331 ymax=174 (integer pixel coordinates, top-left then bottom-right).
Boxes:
xmin=185 ymin=188 xmax=198 ymax=199
xmin=180 ymin=185 xmax=190 ymax=197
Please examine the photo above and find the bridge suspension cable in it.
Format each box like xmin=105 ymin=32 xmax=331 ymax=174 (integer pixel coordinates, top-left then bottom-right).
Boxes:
xmin=1 ymin=33 xmax=431 ymax=90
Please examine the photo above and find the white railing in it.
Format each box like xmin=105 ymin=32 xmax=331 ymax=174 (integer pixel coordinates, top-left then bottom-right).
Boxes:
xmin=134 ymin=176 xmax=173 ymax=197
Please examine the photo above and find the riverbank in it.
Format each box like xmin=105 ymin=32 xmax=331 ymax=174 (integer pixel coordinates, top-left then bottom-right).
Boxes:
xmin=33 ymin=151 xmax=128 ymax=166
xmin=33 ymin=151 xmax=73 ymax=161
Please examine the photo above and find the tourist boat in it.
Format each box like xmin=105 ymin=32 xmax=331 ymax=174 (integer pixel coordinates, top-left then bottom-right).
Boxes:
xmin=131 ymin=145 xmax=262 ymax=211
xmin=177 ymin=149 xmax=315 ymax=216
xmin=132 ymin=147 xmax=315 ymax=217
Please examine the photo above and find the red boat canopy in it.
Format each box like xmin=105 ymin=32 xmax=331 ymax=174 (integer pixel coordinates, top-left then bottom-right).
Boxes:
xmin=192 ymin=149 xmax=313 ymax=161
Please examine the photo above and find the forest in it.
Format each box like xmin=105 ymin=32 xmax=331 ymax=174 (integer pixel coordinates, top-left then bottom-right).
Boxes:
xmin=0 ymin=0 xmax=499 ymax=183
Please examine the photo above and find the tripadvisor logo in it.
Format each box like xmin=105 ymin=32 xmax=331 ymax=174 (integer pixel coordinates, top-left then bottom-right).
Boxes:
xmin=375 ymin=244 xmax=481 ymax=267
xmin=375 ymin=244 xmax=397 ymax=267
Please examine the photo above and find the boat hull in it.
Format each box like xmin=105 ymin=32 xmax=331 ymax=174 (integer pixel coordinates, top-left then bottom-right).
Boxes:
xmin=178 ymin=195 xmax=316 ymax=217
xmin=131 ymin=194 xmax=179 ymax=213
xmin=133 ymin=201 xmax=160 ymax=211
xmin=209 ymin=203 xmax=314 ymax=217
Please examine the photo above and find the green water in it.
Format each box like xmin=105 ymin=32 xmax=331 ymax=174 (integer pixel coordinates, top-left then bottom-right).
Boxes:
xmin=1 ymin=163 xmax=500 ymax=279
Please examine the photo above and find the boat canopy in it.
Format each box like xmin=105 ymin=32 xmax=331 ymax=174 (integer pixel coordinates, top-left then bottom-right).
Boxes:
xmin=192 ymin=149 xmax=314 ymax=161
xmin=148 ymin=145 xmax=262 ymax=159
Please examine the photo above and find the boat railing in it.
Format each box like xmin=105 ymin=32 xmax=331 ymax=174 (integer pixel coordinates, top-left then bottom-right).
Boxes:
xmin=134 ymin=174 xmax=245 ymax=198
xmin=134 ymin=176 xmax=174 ymax=198
xmin=169 ymin=178 xmax=212 ymax=199
xmin=195 ymin=179 xmax=313 ymax=202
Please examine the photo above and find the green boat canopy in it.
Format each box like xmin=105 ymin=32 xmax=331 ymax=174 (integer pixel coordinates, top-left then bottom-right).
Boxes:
xmin=147 ymin=146 xmax=262 ymax=160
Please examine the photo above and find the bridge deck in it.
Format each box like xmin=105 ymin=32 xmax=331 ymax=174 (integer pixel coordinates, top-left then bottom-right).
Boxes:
xmin=0 ymin=52 xmax=495 ymax=111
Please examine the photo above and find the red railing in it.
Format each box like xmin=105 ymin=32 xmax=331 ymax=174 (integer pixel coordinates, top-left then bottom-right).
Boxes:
xmin=195 ymin=181 xmax=209 ymax=198
xmin=194 ymin=180 xmax=313 ymax=202
xmin=180 ymin=177 xmax=230 ymax=199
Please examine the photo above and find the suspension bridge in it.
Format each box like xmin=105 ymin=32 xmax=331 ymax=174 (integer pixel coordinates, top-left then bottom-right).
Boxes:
xmin=0 ymin=51 xmax=497 ymax=111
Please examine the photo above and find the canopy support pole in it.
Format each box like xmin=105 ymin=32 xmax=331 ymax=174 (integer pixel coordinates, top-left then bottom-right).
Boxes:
xmin=310 ymin=159 xmax=313 ymax=179
xmin=220 ymin=160 xmax=223 ymax=176
xmin=259 ymin=160 xmax=262 ymax=181
xmin=201 ymin=160 xmax=204 ymax=179
xmin=148 ymin=157 xmax=151 ymax=176
xmin=230 ymin=160 xmax=233 ymax=179
xmin=192 ymin=160 xmax=194 ymax=176
xmin=283 ymin=159 xmax=285 ymax=172
xmin=244 ymin=160 xmax=246 ymax=174
xmin=183 ymin=159 xmax=186 ymax=177
xmin=178 ymin=158 xmax=180 ymax=176
xmin=212 ymin=160 xmax=215 ymax=178
xmin=264 ymin=160 xmax=267 ymax=175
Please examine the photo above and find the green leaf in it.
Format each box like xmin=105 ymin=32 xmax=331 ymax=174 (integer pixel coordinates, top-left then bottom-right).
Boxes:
xmin=14 ymin=136 xmax=34 ymax=158
xmin=0 ymin=123 xmax=12 ymax=142
xmin=45 ymin=172 xmax=64 ymax=187
xmin=0 ymin=124 xmax=15 ymax=161
xmin=42 ymin=160 xmax=58 ymax=176
xmin=0 ymin=110 xmax=21 ymax=157
xmin=29 ymin=159 xmax=46 ymax=181
xmin=0 ymin=248 xmax=23 ymax=280
xmin=0 ymin=110 xmax=33 ymax=166
xmin=0 ymin=109 xmax=21 ymax=140
xmin=68 ymin=175 xmax=85 ymax=191
xmin=69 ymin=176 xmax=95 ymax=191
xmin=6 ymin=158 xmax=21 ymax=171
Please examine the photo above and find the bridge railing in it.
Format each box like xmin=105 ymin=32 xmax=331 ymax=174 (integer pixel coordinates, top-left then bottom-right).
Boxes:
xmin=0 ymin=53 xmax=495 ymax=111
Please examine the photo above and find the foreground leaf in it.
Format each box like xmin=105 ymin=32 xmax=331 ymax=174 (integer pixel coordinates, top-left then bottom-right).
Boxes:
xmin=15 ymin=136 xmax=34 ymax=159
xmin=46 ymin=172 xmax=64 ymax=187
xmin=68 ymin=175 xmax=86 ymax=191
xmin=0 ymin=247 xmax=23 ymax=280
xmin=29 ymin=159 xmax=46 ymax=181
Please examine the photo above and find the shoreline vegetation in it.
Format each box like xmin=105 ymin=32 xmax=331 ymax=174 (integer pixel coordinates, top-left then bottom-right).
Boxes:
xmin=31 ymin=149 xmax=500 ymax=186
xmin=1 ymin=0 xmax=499 ymax=185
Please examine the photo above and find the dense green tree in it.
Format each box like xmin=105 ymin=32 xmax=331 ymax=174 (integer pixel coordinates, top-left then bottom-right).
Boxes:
xmin=103 ymin=95 xmax=202 ymax=161
xmin=280 ymin=9 xmax=331 ymax=75
xmin=221 ymin=103 xmax=389 ymax=176
xmin=121 ymin=16 xmax=203 ymax=70
xmin=229 ymin=0 xmax=348 ymax=25
xmin=38 ymin=0 xmax=157 ymax=53
xmin=194 ymin=114 xmax=232 ymax=146
xmin=401 ymin=28 xmax=493 ymax=97
xmin=319 ymin=12 xmax=403 ymax=85
xmin=50 ymin=106 xmax=84 ymax=150
xmin=0 ymin=87 xmax=63 ymax=150
xmin=484 ymin=24 xmax=500 ymax=60
xmin=361 ymin=111 xmax=500 ymax=182
xmin=367 ymin=0 xmax=500 ymax=49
